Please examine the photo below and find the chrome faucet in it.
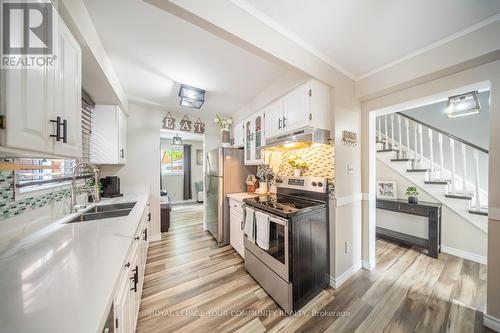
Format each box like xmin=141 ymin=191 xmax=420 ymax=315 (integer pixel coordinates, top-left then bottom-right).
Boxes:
xmin=70 ymin=162 xmax=101 ymax=213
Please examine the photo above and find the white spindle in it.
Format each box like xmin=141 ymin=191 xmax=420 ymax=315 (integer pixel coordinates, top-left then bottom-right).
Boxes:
xmin=474 ymin=150 xmax=481 ymax=209
xmin=384 ymin=115 xmax=388 ymax=148
xmin=413 ymin=122 xmax=418 ymax=161
xmin=438 ymin=133 xmax=444 ymax=180
xmin=405 ymin=118 xmax=410 ymax=158
xmin=418 ymin=124 xmax=424 ymax=168
xmin=398 ymin=115 xmax=402 ymax=157
xmin=428 ymin=129 xmax=434 ymax=179
xmin=390 ymin=114 xmax=395 ymax=149
xmin=377 ymin=116 xmax=382 ymax=142
xmin=461 ymin=143 xmax=467 ymax=195
xmin=450 ymin=139 xmax=456 ymax=194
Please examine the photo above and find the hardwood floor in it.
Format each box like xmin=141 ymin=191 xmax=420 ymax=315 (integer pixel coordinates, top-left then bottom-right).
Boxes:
xmin=137 ymin=204 xmax=491 ymax=333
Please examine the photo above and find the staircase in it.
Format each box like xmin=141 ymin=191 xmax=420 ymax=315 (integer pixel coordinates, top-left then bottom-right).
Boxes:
xmin=376 ymin=112 xmax=488 ymax=233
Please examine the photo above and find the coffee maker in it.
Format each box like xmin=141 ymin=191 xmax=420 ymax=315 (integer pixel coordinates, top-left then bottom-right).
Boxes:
xmin=100 ymin=176 xmax=123 ymax=198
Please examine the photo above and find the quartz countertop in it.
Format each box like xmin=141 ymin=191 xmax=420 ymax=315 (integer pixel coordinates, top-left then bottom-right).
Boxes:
xmin=0 ymin=191 xmax=150 ymax=333
xmin=227 ymin=192 xmax=264 ymax=202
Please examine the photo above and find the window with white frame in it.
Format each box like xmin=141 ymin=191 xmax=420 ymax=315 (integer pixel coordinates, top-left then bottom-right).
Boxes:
xmin=161 ymin=146 xmax=184 ymax=174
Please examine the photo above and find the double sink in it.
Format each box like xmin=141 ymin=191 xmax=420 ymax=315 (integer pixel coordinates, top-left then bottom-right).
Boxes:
xmin=67 ymin=202 xmax=137 ymax=223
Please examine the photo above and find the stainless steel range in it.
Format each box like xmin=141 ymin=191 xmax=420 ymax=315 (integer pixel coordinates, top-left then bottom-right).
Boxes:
xmin=242 ymin=176 xmax=329 ymax=313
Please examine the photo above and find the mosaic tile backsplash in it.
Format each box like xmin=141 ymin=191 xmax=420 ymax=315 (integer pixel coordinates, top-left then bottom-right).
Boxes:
xmin=278 ymin=144 xmax=335 ymax=179
xmin=0 ymin=159 xmax=70 ymax=220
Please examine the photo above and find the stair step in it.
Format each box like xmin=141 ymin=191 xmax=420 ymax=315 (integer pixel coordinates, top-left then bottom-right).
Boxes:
xmin=391 ymin=158 xmax=414 ymax=162
xmin=377 ymin=149 xmax=398 ymax=153
xmin=406 ymin=169 xmax=430 ymax=173
xmin=445 ymin=194 xmax=472 ymax=200
xmin=425 ymin=180 xmax=450 ymax=185
xmin=468 ymin=209 xmax=488 ymax=216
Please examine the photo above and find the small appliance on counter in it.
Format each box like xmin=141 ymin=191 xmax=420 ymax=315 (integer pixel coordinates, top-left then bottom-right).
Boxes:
xmin=100 ymin=176 xmax=123 ymax=198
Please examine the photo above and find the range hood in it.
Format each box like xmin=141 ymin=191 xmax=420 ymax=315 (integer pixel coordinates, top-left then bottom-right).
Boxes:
xmin=263 ymin=127 xmax=331 ymax=151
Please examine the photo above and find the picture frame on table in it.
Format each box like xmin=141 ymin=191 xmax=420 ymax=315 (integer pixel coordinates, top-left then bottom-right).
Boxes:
xmin=376 ymin=181 xmax=397 ymax=199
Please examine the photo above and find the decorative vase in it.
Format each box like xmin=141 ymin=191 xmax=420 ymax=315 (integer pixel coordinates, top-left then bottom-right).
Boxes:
xmin=408 ymin=197 xmax=418 ymax=204
xmin=293 ymin=169 xmax=301 ymax=177
xmin=257 ymin=182 xmax=268 ymax=194
xmin=221 ymin=129 xmax=231 ymax=147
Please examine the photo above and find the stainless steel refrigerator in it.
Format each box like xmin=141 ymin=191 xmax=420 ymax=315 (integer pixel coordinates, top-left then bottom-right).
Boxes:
xmin=205 ymin=148 xmax=256 ymax=246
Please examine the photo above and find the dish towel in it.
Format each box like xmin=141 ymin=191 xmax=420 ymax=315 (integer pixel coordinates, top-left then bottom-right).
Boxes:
xmin=244 ymin=207 xmax=255 ymax=242
xmin=255 ymin=211 xmax=270 ymax=251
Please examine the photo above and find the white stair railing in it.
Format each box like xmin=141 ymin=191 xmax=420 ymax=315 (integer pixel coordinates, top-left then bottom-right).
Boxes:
xmin=376 ymin=113 xmax=489 ymax=211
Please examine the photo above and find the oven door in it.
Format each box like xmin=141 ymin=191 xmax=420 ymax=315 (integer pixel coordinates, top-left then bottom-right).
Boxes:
xmin=244 ymin=210 xmax=289 ymax=282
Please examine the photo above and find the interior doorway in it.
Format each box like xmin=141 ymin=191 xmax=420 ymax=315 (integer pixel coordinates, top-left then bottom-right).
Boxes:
xmin=159 ymin=129 xmax=205 ymax=233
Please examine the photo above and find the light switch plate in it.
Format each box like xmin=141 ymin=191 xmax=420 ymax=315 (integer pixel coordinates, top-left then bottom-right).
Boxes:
xmin=348 ymin=164 xmax=355 ymax=175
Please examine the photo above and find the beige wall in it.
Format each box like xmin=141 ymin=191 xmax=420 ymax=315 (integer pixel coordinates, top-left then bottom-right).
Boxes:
xmin=361 ymin=60 xmax=500 ymax=322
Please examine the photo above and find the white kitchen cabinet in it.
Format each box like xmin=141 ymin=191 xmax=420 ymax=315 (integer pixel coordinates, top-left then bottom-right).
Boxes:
xmin=229 ymin=199 xmax=245 ymax=258
xmin=231 ymin=121 xmax=245 ymax=148
xmin=244 ymin=111 xmax=266 ymax=165
xmin=114 ymin=265 xmax=132 ymax=333
xmin=0 ymin=11 xmax=82 ymax=158
xmin=264 ymin=79 xmax=330 ymax=139
xmin=91 ymin=105 xmax=127 ymax=164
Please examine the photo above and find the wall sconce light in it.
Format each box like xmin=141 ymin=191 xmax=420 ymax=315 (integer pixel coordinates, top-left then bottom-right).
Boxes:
xmin=446 ymin=91 xmax=480 ymax=118
xmin=179 ymin=84 xmax=205 ymax=109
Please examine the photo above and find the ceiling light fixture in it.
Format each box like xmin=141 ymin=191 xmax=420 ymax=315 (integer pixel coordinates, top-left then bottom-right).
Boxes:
xmin=172 ymin=133 xmax=183 ymax=146
xmin=179 ymin=84 xmax=205 ymax=109
xmin=446 ymin=91 xmax=480 ymax=118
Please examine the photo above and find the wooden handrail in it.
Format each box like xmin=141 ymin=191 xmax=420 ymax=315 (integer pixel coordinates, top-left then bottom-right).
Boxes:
xmin=396 ymin=112 xmax=488 ymax=154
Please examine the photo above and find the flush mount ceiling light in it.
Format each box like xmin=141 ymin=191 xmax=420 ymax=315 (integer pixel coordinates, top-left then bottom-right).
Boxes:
xmin=179 ymin=84 xmax=205 ymax=109
xmin=172 ymin=133 xmax=183 ymax=146
xmin=446 ymin=91 xmax=480 ymax=118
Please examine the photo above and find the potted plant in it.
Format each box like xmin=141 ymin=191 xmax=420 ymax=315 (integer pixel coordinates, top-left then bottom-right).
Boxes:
xmin=214 ymin=113 xmax=233 ymax=147
xmin=405 ymin=186 xmax=419 ymax=204
xmin=256 ymin=166 xmax=275 ymax=194
xmin=288 ymin=156 xmax=309 ymax=177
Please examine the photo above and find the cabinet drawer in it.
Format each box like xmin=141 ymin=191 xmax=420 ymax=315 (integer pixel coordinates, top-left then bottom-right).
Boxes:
xmin=376 ymin=200 xmax=397 ymax=211
xmin=398 ymin=203 xmax=428 ymax=216
xmin=229 ymin=199 xmax=244 ymax=216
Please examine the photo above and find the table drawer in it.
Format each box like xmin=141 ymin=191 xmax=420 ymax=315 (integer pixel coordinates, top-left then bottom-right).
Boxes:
xmin=376 ymin=200 xmax=397 ymax=211
xmin=229 ymin=199 xmax=244 ymax=216
xmin=398 ymin=203 xmax=428 ymax=216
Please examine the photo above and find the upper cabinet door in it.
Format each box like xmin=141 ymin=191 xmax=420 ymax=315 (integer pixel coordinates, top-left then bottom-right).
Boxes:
xmin=118 ymin=109 xmax=127 ymax=164
xmin=264 ymin=99 xmax=284 ymax=139
xmin=253 ymin=113 xmax=264 ymax=163
xmin=283 ymin=83 xmax=310 ymax=132
xmin=244 ymin=119 xmax=253 ymax=164
xmin=53 ymin=18 xmax=82 ymax=158
xmin=232 ymin=121 xmax=244 ymax=148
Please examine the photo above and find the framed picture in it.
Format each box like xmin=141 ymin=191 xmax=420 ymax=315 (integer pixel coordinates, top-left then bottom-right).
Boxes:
xmin=196 ymin=149 xmax=203 ymax=165
xmin=376 ymin=181 xmax=397 ymax=199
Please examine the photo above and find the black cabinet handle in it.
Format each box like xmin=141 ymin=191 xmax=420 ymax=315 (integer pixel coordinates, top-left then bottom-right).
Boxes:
xmin=283 ymin=116 xmax=287 ymax=128
xmin=120 ymin=149 xmax=124 ymax=158
xmin=278 ymin=118 xmax=282 ymax=129
xmin=50 ymin=117 xmax=62 ymax=141
xmin=134 ymin=236 xmax=140 ymax=240
xmin=147 ymin=212 xmax=151 ymax=222
xmin=130 ymin=266 xmax=138 ymax=292
xmin=124 ymin=262 xmax=130 ymax=268
xmin=61 ymin=119 xmax=67 ymax=143
xmin=143 ymin=228 xmax=148 ymax=242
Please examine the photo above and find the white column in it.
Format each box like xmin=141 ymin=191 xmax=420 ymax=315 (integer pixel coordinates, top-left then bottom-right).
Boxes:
xmin=474 ymin=150 xmax=481 ymax=209
xmin=418 ymin=124 xmax=424 ymax=168
xmin=450 ymin=139 xmax=456 ymax=194
xmin=428 ymin=129 xmax=434 ymax=179
xmin=438 ymin=133 xmax=444 ymax=180
xmin=413 ymin=122 xmax=418 ymax=161
xmin=405 ymin=118 xmax=410 ymax=158
xmin=377 ymin=116 xmax=382 ymax=142
xmin=461 ymin=143 xmax=468 ymax=195
xmin=398 ymin=115 xmax=402 ymax=157
xmin=390 ymin=114 xmax=395 ymax=149
xmin=384 ymin=115 xmax=388 ymax=148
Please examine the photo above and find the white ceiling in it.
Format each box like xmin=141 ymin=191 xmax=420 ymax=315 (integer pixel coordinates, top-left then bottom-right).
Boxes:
xmin=239 ymin=0 xmax=500 ymax=79
xmin=82 ymin=0 xmax=285 ymax=115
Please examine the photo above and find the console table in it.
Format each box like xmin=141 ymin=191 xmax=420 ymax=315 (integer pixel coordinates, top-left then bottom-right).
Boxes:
xmin=376 ymin=198 xmax=442 ymax=258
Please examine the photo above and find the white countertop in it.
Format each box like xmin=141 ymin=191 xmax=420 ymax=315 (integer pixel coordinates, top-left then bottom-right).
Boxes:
xmin=226 ymin=192 xmax=263 ymax=202
xmin=0 ymin=191 xmax=150 ymax=333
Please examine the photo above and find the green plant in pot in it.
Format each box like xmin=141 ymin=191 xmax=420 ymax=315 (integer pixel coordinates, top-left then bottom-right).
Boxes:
xmin=405 ymin=186 xmax=419 ymax=204
xmin=288 ymin=156 xmax=309 ymax=177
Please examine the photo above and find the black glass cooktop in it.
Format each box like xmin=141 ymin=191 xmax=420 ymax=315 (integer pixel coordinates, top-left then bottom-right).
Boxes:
xmin=243 ymin=194 xmax=324 ymax=218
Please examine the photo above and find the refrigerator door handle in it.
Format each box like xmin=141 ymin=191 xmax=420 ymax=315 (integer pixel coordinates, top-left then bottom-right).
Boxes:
xmin=205 ymin=155 xmax=211 ymax=193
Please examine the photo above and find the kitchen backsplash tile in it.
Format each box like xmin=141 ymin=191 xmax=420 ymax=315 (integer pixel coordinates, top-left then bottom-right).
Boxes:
xmin=278 ymin=144 xmax=335 ymax=179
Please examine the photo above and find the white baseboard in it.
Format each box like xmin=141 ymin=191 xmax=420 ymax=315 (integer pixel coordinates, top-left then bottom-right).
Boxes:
xmin=441 ymin=245 xmax=487 ymax=265
xmin=335 ymin=193 xmax=363 ymax=207
xmin=489 ymin=207 xmax=500 ymax=222
xmin=149 ymin=234 xmax=162 ymax=242
xmin=484 ymin=313 xmax=500 ymax=332
xmin=329 ymin=261 xmax=362 ymax=289
xmin=362 ymin=260 xmax=375 ymax=270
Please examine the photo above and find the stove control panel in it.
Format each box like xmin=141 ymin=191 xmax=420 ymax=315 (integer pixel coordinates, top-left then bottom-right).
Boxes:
xmin=276 ymin=176 xmax=327 ymax=193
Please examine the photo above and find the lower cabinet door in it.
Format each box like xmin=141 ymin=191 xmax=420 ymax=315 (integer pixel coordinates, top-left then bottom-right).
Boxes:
xmin=114 ymin=266 xmax=132 ymax=333
xmin=230 ymin=210 xmax=245 ymax=258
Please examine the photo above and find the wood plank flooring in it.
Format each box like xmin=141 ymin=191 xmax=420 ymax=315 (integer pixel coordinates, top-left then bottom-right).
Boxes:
xmin=137 ymin=204 xmax=492 ymax=333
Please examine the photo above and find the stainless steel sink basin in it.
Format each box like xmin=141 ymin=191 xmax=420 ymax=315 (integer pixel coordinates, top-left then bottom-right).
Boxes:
xmin=87 ymin=202 xmax=137 ymax=213
xmin=66 ymin=202 xmax=136 ymax=223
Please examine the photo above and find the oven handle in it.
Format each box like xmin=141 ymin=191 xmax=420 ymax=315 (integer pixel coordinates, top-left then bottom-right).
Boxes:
xmin=242 ymin=204 xmax=288 ymax=226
